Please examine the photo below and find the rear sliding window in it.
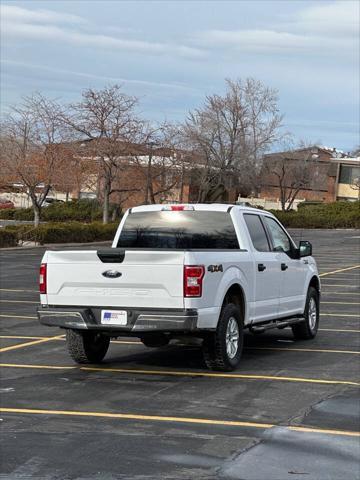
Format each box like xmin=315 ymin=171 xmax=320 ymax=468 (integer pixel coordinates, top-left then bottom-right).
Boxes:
xmin=117 ymin=211 xmax=239 ymax=249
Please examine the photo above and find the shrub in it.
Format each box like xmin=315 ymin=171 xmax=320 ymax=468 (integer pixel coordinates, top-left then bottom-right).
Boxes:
xmin=0 ymin=229 xmax=18 ymax=247
xmin=0 ymin=208 xmax=16 ymax=220
xmin=20 ymin=222 xmax=118 ymax=245
xmin=0 ymin=200 xmax=106 ymax=222
xmin=41 ymin=200 xmax=103 ymax=222
xmin=272 ymin=201 xmax=360 ymax=229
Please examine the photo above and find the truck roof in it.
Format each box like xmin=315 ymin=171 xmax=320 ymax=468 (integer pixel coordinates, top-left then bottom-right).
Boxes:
xmin=130 ymin=203 xmax=275 ymax=216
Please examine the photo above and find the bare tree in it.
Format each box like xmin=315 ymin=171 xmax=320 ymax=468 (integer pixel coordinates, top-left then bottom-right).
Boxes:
xmin=131 ymin=122 xmax=183 ymax=204
xmin=261 ymin=140 xmax=324 ymax=211
xmin=183 ymin=78 xmax=283 ymax=202
xmin=64 ymin=85 xmax=139 ymax=223
xmin=0 ymin=94 xmax=68 ymax=226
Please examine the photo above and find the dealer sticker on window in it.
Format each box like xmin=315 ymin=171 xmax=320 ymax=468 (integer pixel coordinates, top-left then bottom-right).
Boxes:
xmin=101 ymin=310 xmax=127 ymax=325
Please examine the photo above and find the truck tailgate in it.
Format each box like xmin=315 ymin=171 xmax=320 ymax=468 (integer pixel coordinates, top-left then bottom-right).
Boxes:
xmin=45 ymin=250 xmax=185 ymax=309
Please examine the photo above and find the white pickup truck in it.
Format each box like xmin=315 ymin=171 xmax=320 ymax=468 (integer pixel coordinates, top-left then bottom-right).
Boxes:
xmin=37 ymin=204 xmax=320 ymax=371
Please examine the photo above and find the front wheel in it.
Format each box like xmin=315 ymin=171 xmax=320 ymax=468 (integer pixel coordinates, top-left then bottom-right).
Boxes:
xmin=292 ymin=286 xmax=319 ymax=340
xmin=202 ymin=303 xmax=244 ymax=371
xmin=66 ymin=330 xmax=110 ymax=364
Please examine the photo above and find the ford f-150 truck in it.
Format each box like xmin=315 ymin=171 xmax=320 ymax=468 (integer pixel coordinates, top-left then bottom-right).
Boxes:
xmin=37 ymin=204 xmax=320 ymax=371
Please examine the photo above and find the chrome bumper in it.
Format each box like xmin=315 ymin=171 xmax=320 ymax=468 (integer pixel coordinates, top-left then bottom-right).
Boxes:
xmin=37 ymin=306 xmax=198 ymax=333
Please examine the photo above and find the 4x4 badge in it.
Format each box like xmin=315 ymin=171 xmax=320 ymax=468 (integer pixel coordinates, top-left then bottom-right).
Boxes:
xmin=208 ymin=264 xmax=223 ymax=273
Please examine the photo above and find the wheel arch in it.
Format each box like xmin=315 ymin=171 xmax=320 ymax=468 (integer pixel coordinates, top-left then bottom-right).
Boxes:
xmin=222 ymin=283 xmax=246 ymax=324
xmin=309 ymin=275 xmax=321 ymax=296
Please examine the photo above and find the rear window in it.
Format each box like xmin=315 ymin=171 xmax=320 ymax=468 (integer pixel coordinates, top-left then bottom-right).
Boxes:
xmin=117 ymin=211 xmax=239 ymax=249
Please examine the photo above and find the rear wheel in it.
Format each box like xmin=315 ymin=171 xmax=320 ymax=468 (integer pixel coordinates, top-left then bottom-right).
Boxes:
xmin=66 ymin=329 xmax=110 ymax=364
xmin=202 ymin=303 xmax=244 ymax=371
xmin=292 ymin=286 xmax=319 ymax=340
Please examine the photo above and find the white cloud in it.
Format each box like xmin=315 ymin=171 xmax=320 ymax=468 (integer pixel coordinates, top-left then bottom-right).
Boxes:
xmin=194 ymin=28 xmax=352 ymax=54
xmin=1 ymin=3 xmax=205 ymax=60
xmin=0 ymin=4 xmax=86 ymax=25
xmin=193 ymin=1 xmax=358 ymax=56
xmin=1 ymin=59 xmax=197 ymax=92
xmin=296 ymin=0 xmax=359 ymax=37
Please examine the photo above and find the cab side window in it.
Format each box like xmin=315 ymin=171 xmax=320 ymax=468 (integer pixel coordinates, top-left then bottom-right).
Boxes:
xmin=264 ymin=217 xmax=291 ymax=254
xmin=244 ymin=214 xmax=270 ymax=252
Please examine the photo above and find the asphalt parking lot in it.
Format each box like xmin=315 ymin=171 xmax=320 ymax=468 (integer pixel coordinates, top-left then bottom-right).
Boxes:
xmin=0 ymin=229 xmax=359 ymax=480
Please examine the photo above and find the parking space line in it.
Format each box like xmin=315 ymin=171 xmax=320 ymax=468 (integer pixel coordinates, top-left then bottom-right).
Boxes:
xmin=0 ymin=363 xmax=75 ymax=370
xmin=320 ymin=313 xmax=359 ymax=317
xmin=0 ymin=335 xmax=46 ymax=340
xmin=320 ymin=278 xmax=360 ymax=283
xmin=319 ymin=265 xmax=360 ymax=277
xmin=0 ymin=314 xmax=37 ymax=319
xmin=319 ymin=328 xmax=360 ymax=333
xmin=321 ymin=284 xmax=360 ymax=287
xmin=321 ymin=285 xmax=360 ymax=296
xmin=246 ymin=347 xmax=359 ymax=354
xmin=0 ymin=289 xmax=38 ymax=293
xmin=0 ymin=407 xmax=359 ymax=437
xmin=288 ymin=425 xmax=360 ymax=437
xmin=0 ymin=335 xmax=64 ymax=353
xmin=321 ymin=301 xmax=360 ymax=305
xmin=81 ymin=366 xmax=360 ymax=386
xmin=1 ymin=336 xmax=359 ymax=353
xmin=0 ymin=300 xmax=39 ymax=304
xmin=318 ymin=267 xmax=360 ymax=272
xmin=1 ymin=363 xmax=359 ymax=387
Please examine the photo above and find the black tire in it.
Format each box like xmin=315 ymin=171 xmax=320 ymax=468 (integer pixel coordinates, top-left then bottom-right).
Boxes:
xmin=202 ymin=303 xmax=244 ymax=371
xmin=66 ymin=329 xmax=110 ymax=364
xmin=292 ymin=286 xmax=319 ymax=340
xmin=141 ymin=335 xmax=169 ymax=348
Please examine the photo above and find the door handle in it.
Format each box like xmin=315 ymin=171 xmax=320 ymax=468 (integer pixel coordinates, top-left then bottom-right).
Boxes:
xmin=258 ymin=263 xmax=266 ymax=272
xmin=281 ymin=263 xmax=288 ymax=271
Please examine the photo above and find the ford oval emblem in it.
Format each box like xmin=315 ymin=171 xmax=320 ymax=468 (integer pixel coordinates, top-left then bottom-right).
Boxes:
xmin=102 ymin=270 xmax=122 ymax=279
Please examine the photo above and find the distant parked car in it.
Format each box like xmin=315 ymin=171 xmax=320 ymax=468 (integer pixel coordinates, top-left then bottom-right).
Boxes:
xmin=42 ymin=198 xmax=64 ymax=207
xmin=0 ymin=198 xmax=15 ymax=209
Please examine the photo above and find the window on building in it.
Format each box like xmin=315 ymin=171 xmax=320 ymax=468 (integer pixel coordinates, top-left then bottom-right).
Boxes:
xmin=339 ymin=165 xmax=360 ymax=185
xmin=244 ymin=214 xmax=270 ymax=252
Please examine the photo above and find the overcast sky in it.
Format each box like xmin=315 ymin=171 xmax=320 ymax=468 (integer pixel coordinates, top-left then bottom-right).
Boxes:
xmin=1 ymin=0 xmax=359 ymax=151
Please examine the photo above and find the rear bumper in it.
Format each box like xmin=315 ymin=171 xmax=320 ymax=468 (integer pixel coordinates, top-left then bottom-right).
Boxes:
xmin=37 ymin=306 xmax=198 ymax=333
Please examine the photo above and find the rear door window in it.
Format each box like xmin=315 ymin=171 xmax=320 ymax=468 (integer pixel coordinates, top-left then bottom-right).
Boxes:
xmin=117 ymin=211 xmax=240 ymax=249
xmin=244 ymin=214 xmax=270 ymax=252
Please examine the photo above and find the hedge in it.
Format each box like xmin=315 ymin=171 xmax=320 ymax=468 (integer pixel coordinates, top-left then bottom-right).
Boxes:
xmin=0 ymin=229 xmax=18 ymax=248
xmin=0 ymin=200 xmax=107 ymax=222
xmin=272 ymin=201 xmax=360 ymax=229
xmin=1 ymin=222 xmax=117 ymax=247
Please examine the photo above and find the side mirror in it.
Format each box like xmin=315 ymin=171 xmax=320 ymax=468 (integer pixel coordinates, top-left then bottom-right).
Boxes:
xmin=299 ymin=240 xmax=312 ymax=258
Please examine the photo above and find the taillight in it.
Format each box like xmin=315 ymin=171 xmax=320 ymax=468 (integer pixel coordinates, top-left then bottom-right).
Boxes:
xmin=39 ymin=263 xmax=47 ymax=294
xmin=184 ymin=265 xmax=205 ymax=297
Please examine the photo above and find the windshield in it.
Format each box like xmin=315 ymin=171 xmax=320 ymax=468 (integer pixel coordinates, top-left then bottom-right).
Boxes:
xmin=117 ymin=210 xmax=239 ymax=249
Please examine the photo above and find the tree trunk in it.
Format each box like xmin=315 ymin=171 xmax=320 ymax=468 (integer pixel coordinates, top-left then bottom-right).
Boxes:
xmin=179 ymin=163 xmax=185 ymax=202
xmin=33 ymin=205 xmax=41 ymax=227
xmin=102 ymin=180 xmax=110 ymax=224
xmin=144 ymin=155 xmax=152 ymax=204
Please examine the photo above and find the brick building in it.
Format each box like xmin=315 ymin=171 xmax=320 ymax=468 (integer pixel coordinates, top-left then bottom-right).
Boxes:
xmin=260 ymin=146 xmax=360 ymax=203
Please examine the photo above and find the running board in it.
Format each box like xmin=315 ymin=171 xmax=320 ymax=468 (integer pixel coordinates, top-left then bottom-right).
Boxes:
xmin=249 ymin=317 xmax=305 ymax=334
